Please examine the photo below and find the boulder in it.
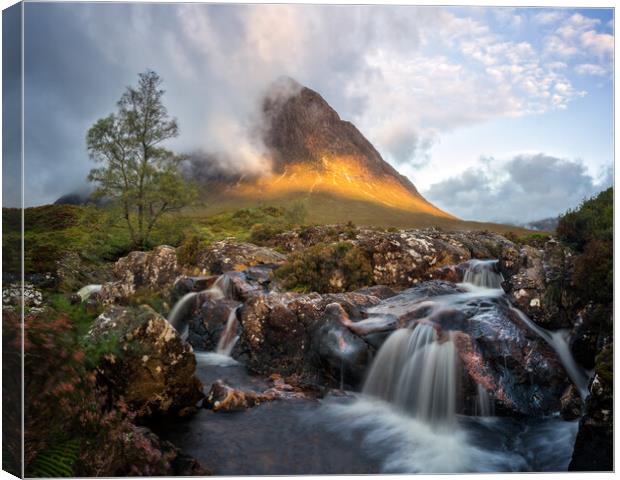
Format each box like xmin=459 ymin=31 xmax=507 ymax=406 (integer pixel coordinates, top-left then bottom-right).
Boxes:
xmin=196 ymin=240 xmax=287 ymax=274
xmin=88 ymin=305 xmax=204 ymax=418
xmin=2 ymin=283 xmax=43 ymax=310
xmin=237 ymin=291 xmax=382 ymax=386
xmin=569 ymin=343 xmax=613 ymax=471
xmin=99 ymin=246 xmax=181 ymax=304
xmin=204 ymin=375 xmax=312 ymax=412
xmin=503 ymin=239 xmax=576 ymax=329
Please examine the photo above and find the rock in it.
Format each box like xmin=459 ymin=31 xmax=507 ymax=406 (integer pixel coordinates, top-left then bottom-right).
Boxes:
xmin=2 ymin=283 xmax=43 ymax=310
xmin=56 ymin=251 xmax=114 ymax=292
xmin=268 ymin=226 xmax=517 ymax=289
xmin=238 ymin=291 xmax=382 ymax=385
xmin=99 ymin=246 xmax=181 ymax=304
xmin=118 ymin=425 xmax=209 ymax=476
xmin=196 ymin=240 xmax=286 ymax=274
xmin=205 ymin=375 xmax=312 ymax=412
xmin=503 ymin=240 xmax=576 ymax=329
xmin=570 ymin=304 xmax=611 ymax=370
xmin=88 ymin=305 xmax=204 ymax=418
xmin=354 ymin=285 xmax=397 ymax=300
xmin=569 ymin=344 xmax=613 ymax=471
xmin=187 ymin=298 xmax=242 ymax=352
xmin=205 ymin=380 xmax=278 ymax=412
xmin=560 ymin=384 xmax=582 ymax=420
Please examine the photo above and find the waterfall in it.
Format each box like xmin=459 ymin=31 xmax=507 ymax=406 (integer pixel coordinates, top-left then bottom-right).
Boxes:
xmin=475 ymin=384 xmax=494 ymax=417
xmin=168 ymin=292 xmax=198 ymax=332
xmin=167 ymin=273 xmax=232 ymax=333
xmin=363 ymin=324 xmax=459 ymax=428
xmin=511 ymin=307 xmax=589 ymax=400
xmin=216 ymin=306 xmax=240 ymax=356
xmin=77 ymin=284 xmax=102 ymax=301
xmin=462 ymin=260 xmax=503 ymax=289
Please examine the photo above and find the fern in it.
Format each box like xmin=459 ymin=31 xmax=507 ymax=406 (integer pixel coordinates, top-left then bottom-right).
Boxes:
xmin=29 ymin=438 xmax=80 ymax=477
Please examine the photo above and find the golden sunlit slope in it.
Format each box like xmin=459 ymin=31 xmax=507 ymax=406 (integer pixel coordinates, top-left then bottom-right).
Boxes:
xmin=231 ymin=156 xmax=455 ymax=219
xmin=195 ymin=78 xmax=511 ymax=230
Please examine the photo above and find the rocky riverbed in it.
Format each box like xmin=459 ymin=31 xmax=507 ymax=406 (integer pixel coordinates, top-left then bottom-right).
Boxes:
xmin=10 ymin=226 xmax=611 ymax=474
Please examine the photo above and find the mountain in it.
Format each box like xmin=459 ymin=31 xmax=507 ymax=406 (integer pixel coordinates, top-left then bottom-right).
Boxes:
xmin=198 ymin=78 xmax=468 ymax=228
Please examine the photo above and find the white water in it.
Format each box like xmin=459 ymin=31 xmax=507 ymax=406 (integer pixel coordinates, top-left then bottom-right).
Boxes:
xmin=351 ymin=258 xmax=586 ymax=471
xmin=320 ymin=396 xmax=578 ymax=473
xmin=476 ymin=383 xmax=494 ymax=417
xmin=462 ymin=259 xmax=504 ymax=289
xmin=167 ymin=273 xmax=241 ymax=357
xmin=363 ymin=324 xmax=458 ymax=427
xmin=167 ymin=292 xmax=198 ymax=332
xmin=511 ymin=307 xmax=590 ymax=400
xmin=216 ymin=307 xmax=240 ymax=356
xmin=77 ymin=284 xmax=102 ymax=301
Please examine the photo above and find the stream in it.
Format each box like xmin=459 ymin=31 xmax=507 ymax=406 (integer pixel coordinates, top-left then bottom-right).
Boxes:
xmin=155 ymin=259 xmax=584 ymax=474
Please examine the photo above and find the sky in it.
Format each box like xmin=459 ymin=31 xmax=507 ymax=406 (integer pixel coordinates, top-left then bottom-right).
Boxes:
xmin=3 ymin=3 xmax=614 ymax=223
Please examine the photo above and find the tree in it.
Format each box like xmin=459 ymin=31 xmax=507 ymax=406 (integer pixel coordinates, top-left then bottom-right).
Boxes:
xmin=87 ymin=70 xmax=196 ymax=249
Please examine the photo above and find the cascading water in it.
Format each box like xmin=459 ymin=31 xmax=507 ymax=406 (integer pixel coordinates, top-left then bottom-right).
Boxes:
xmin=510 ymin=307 xmax=590 ymax=399
xmin=462 ymin=259 xmax=503 ymax=289
xmin=475 ymin=384 xmax=494 ymax=417
xmin=216 ymin=306 xmax=240 ymax=356
xmin=167 ymin=273 xmax=241 ymax=357
xmin=363 ymin=324 xmax=458 ymax=427
xmin=347 ymin=258 xmax=586 ymax=471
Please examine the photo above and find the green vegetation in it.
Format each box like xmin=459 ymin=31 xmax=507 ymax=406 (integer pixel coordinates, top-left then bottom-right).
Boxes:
xmin=557 ymin=187 xmax=613 ymax=307
xmin=87 ymin=70 xmax=196 ymax=249
xmin=504 ymin=231 xmax=552 ymax=248
xmin=2 ymin=204 xmax=191 ymax=277
xmin=557 ymin=187 xmax=613 ymax=252
xmin=275 ymin=241 xmax=373 ymax=293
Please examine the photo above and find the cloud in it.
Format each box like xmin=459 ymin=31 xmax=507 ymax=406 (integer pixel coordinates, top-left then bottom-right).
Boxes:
xmin=17 ymin=4 xmax=614 ymax=207
xmin=424 ymin=154 xmax=610 ymax=223
xmin=575 ymin=63 xmax=608 ymax=76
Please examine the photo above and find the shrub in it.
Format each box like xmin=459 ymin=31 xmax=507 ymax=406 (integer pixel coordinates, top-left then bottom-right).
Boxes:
xmin=4 ymin=306 xmax=178 ymax=477
xmin=249 ymin=223 xmax=289 ymax=245
xmin=557 ymin=187 xmax=613 ymax=252
xmin=275 ymin=241 xmax=373 ymax=293
xmin=176 ymin=233 xmax=204 ymax=267
xmin=572 ymin=239 xmax=613 ymax=305
xmin=504 ymin=232 xmax=552 ymax=248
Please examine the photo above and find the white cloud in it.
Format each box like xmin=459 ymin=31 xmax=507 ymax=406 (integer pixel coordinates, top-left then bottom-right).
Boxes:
xmin=424 ymin=154 xmax=610 ymax=223
xmin=575 ymin=63 xmax=608 ymax=76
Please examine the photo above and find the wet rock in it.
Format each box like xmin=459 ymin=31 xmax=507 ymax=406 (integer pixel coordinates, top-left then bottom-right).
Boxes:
xmin=447 ymin=301 xmax=571 ymax=417
xmin=560 ymin=384 xmax=582 ymax=421
xmin=354 ymin=285 xmax=397 ymax=299
xmin=205 ymin=379 xmax=278 ymax=411
xmin=503 ymin=240 xmax=576 ymax=329
xmin=88 ymin=305 xmax=204 ymax=418
xmin=99 ymin=246 xmax=181 ymax=304
xmin=172 ymin=275 xmax=217 ymax=299
xmin=238 ymin=291 xmax=381 ymax=386
xmin=187 ymin=298 xmax=242 ymax=352
xmin=196 ymin=240 xmax=286 ymax=274
xmin=313 ymin=303 xmax=373 ymax=387
xmin=205 ymin=375 xmax=312 ymax=412
xmin=570 ymin=343 xmax=613 ymax=471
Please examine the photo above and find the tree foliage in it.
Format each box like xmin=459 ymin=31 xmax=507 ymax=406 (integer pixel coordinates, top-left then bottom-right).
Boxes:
xmin=87 ymin=70 xmax=196 ymax=249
